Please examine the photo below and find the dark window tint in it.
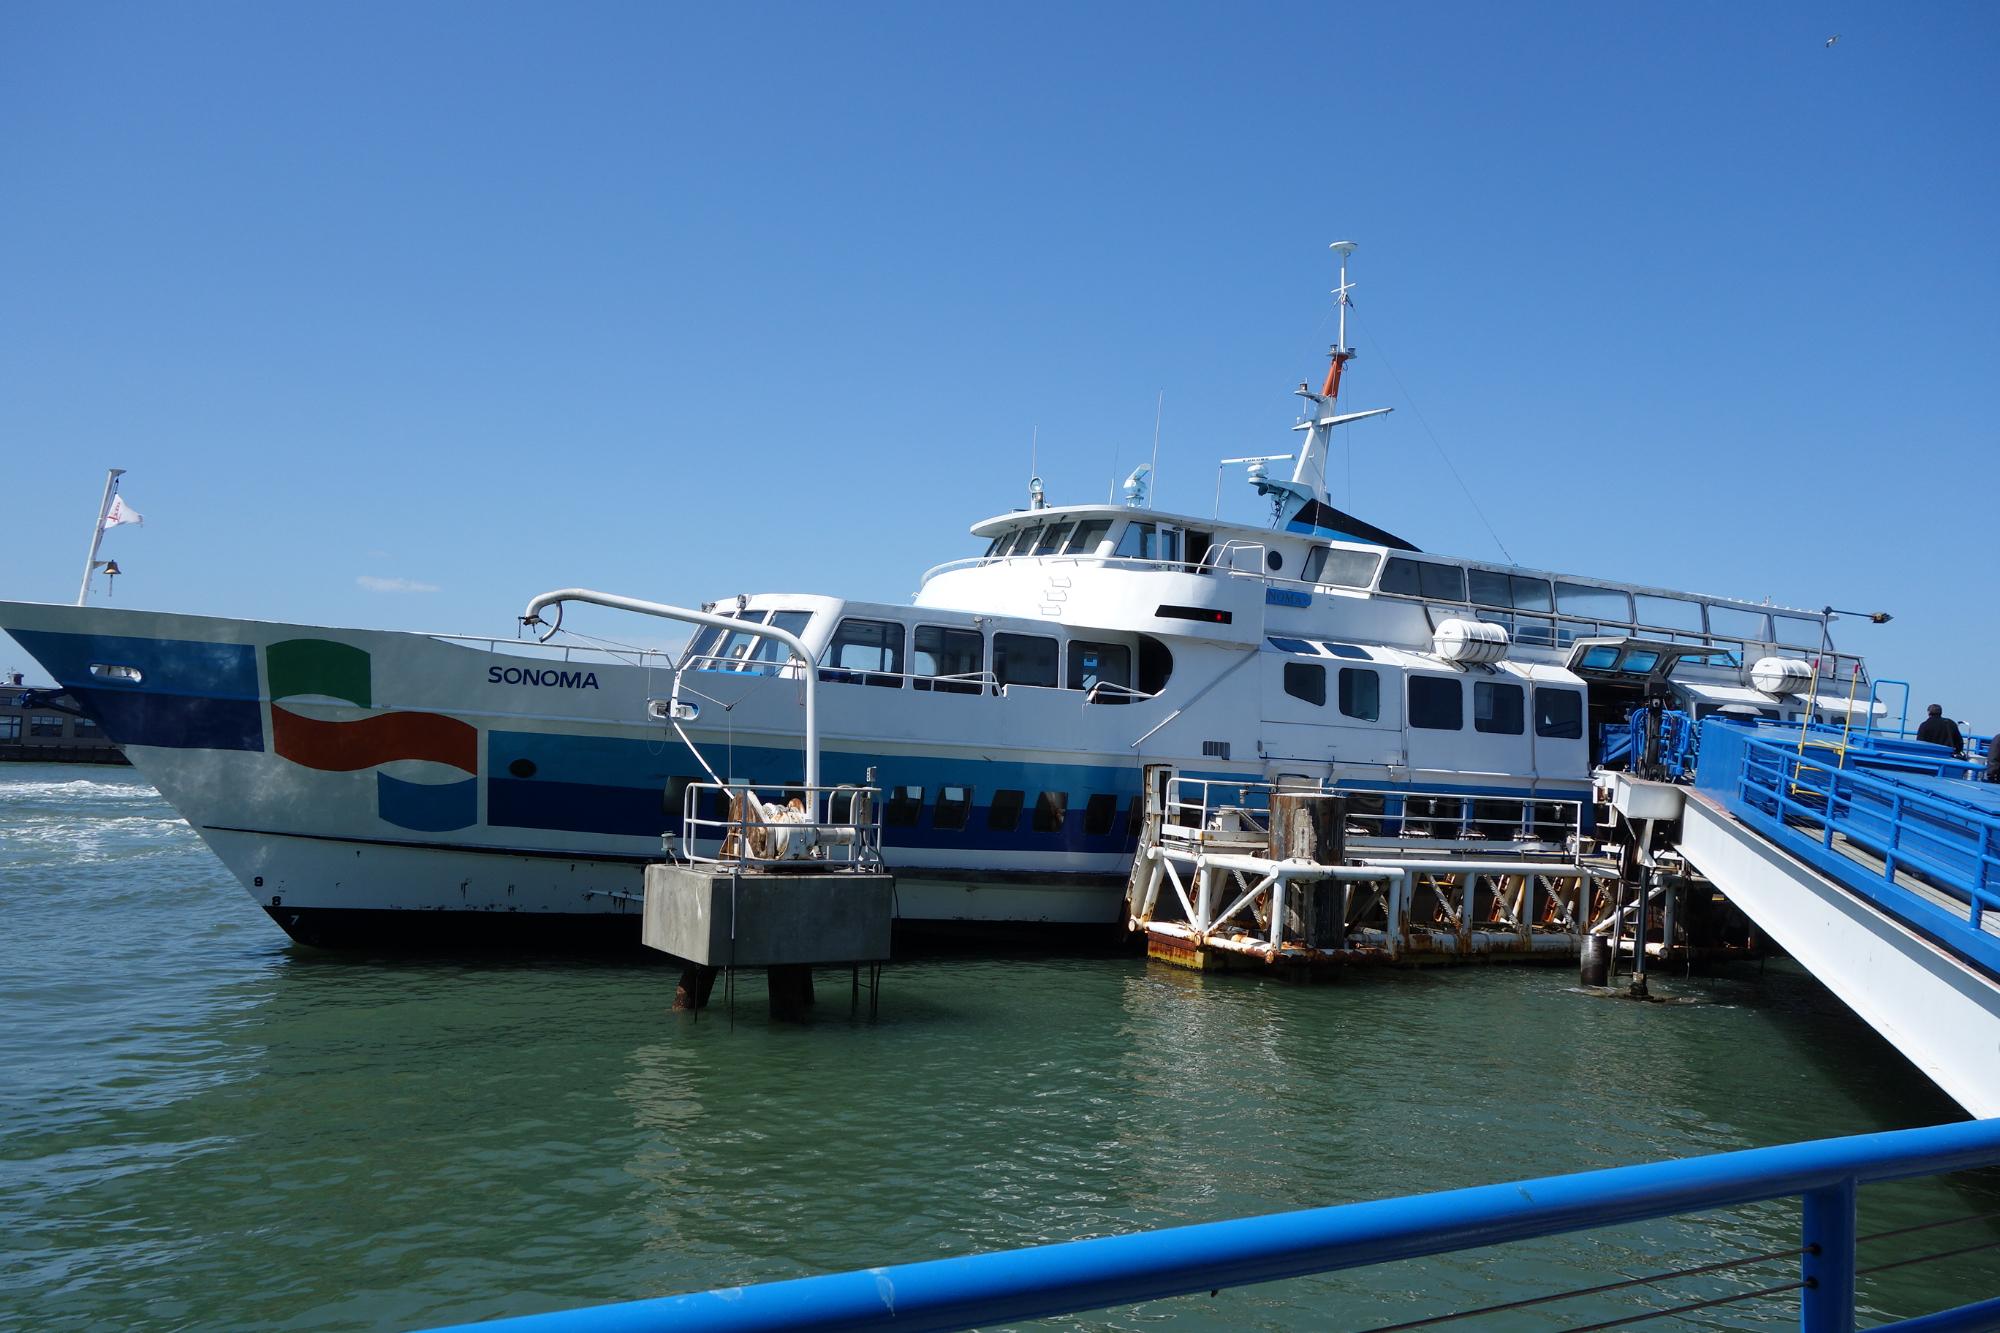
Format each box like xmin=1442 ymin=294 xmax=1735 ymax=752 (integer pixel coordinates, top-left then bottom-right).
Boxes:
xmin=1067 ymin=640 xmax=1133 ymax=696
xmin=1381 ymin=557 xmax=1466 ymax=601
xmin=824 ymin=618 xmax=904 ymax=686
xmin=1474 ymin=681 xmax=1525 ymax=734
xmin=1033 ymin=521 xmax=1075 ymax=555
xmin=1468 ymin=569 xmax=1512 ymax=608
xmin=914 ymin=625 xmax=983 ymax=693
xmin=987 ymin=788 xmax=1025 ymax=831
xmin=73 ymin=717 xmax=101 ymax=736
xmin=1536 ymin=689 xmax=1584 ymax=739
xmin=994 ymin=633 xmax=1059 ymax=688
xmin=1065 ymin=519 xmax=1112 ymax=555
xmin=29 ymin=716 xmax=65 ymax=737
xmin=1083 ymin=793 xmax=1118 ymax=836
xmin=1409 ymin=677 xmax=1463 ymax=730
xmin=934 ymin=784 xmax=971 ymax=831
xmin=0 ymin=717 xmax=18 ymax=741
xmin=885 ymin=785 xmax=925 ymax=827
xmin=1033 ymin=791 xmax=1068 ymax=833
xmin=1339 ymin=667 xmax=1380 ymax=721
xmin=1283 ymin=661 xmax=1326 ymax=706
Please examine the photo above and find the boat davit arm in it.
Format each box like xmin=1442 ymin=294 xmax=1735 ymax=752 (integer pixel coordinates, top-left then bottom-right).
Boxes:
xmin=520 ymin=588 xmax=819 ymax=792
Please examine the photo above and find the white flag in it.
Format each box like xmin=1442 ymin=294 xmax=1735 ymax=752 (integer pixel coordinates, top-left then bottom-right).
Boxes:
xmin=102 ymin=495 xmax=143 ymax=529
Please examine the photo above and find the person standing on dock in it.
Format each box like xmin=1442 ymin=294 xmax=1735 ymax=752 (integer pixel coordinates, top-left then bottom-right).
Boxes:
xmin=1916 ymin=704 xmax=1964 ymax=756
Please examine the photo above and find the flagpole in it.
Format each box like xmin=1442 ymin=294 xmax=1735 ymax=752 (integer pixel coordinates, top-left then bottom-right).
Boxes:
xmin=77 ymin=468 xmax=125 ymax=606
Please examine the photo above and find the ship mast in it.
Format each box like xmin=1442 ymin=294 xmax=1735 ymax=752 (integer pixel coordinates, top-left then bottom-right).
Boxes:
xmin=1256 ymin=243 xmax=1391 ymax=527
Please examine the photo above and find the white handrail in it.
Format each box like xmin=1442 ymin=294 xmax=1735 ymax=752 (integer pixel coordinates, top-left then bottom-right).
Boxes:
xmin=522 ymin=588 xmax=820 ymax=792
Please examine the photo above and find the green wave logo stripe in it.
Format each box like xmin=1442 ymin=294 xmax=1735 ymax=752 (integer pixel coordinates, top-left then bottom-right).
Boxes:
xmin=267 ymin=638 xmax=372 ymax=707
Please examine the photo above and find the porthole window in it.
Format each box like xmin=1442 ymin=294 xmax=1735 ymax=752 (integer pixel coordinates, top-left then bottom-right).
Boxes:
xmin=508 ymin=758 xmax=537 ymax=778
xmin=1266 ymin=550 xmax=1283 ymax=572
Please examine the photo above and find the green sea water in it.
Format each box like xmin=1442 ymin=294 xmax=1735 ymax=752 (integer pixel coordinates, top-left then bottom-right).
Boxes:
xmin=2 ymin=763 xmax=1995 ymax=1330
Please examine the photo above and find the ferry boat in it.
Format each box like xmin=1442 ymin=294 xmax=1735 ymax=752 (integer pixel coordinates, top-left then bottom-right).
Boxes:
xmin=0 ymin=246 xmax=1870 ymax=948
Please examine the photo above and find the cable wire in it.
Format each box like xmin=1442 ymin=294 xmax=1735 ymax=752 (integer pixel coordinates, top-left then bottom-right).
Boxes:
xmin=1361 ymin=329 xmax=1516 ymax=563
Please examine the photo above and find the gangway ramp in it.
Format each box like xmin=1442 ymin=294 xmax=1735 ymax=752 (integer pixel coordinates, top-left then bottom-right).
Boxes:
xmin=1673 ymin=720 xmax=2000 ymax=1118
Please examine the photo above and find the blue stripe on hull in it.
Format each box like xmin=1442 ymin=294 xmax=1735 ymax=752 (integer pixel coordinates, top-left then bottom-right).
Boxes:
xmin=9 ymin=630 xmax=264 ymax=752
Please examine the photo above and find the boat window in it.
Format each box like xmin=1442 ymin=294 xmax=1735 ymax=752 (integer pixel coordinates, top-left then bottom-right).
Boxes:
xmin=683 ymin=623 xmax=726 ymax=666
xmin=1474 ymin=681 xmax=1525 ymax=735
xmin=884 ymin=785 xmax=924 ymax=828
xmin=823 ymin=618 xmax=905 ymax=687
xmin=1084 ymin=793 xmax=1118 ymax=836
xmin=1065 ymin=519 xmax=1112 ymax=555
xmin=1322 ymin=548 xmax=1378 ymax=588
xmin=1707 ymin=605 xmax=1771 ymax=641
xmin=1283 ymin=662 xmax=1326 ymax=707
xmin=934 ymin=785 xmax=971 ymax=831
xmin=1634 ymin=594 xmax=1703 ymax=632
xmin=1556 ymin=583 xmax=1632 ymax=622
xmin=1772 ymin=614 xmax=1822 ymax=648
xmin=1033 ymin=791 xmax=1068 ymax=833
xmin=1137 ymin=635 xmax=1174 ymax=695
xmin=1409 ymin=676 xmax=1463 ymax=730
xmin=1114 ymin=522 xmax=1158 ymax=560
xmin=1536 ymin=688 xmax=1584 ymax=740
xmin=740 ymin=610 xmax=812 ymax=672
xmin=1320 ymin=642 xmax=1370 ymax=660
xmin=983 ymin=534 xmax=1009 ymax=559
xmin=1268 ymin=636 xmax=1316 ymax=655
xmin=994 ymin=633 xmax=1059 ymax=689
xmin=1578 ymin=645 xmax=1621 ymax=671
xmin=914 ymin=625 xmax=984 ymax=694
xmin=1509 ymin=576 xmax=1552 ymax=613
xmin=1004 ymin=525 xmax=1044 ymax=557
xmin=1468 ymin=569 xmax=1512 ymax=607
xmin=1380 ymin=557 xmax=1466 ymax=601
xmin=1339 ymin=667 xmax=1380 ymax=721
xmin=1620 ymin=649 xmax=1661 ymax=673
xmin=1068 ymin=640 xmax=1132 ymax=699
xmin=987 ymin=788 xmax=1024 ymax=831
xmin=1033 ymin=521 xmax=1076 ymax=555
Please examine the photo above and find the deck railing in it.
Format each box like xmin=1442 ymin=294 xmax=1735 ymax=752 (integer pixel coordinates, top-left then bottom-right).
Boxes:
xmin=1696 ymin=720 xmax=2000 ymax=976
xmin=416 ymin=1118 xmax=2000 ymax=1333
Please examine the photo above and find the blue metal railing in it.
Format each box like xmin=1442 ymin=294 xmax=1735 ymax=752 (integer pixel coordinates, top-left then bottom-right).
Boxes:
xmin=1696 ymin=720 xmax=2000 ymax=978
xmin=419 ymin=1119 xmax=2000 ymax=1333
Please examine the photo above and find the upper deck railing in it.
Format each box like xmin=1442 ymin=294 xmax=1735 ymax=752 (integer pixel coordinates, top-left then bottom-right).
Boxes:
xmin=1696 ymin=719 xmax=2000 ymax=977
xmin=416 ymin=1117 xmax=2000 ymax=1333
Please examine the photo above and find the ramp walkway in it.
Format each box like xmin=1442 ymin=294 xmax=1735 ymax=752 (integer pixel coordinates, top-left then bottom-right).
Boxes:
xmin=1679 ymin=720 xmax=2000 ymax=1117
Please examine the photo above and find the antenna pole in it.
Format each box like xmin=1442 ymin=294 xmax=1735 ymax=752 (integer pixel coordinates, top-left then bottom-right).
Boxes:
xmin=77 ymin=468 xmax=125 ymax=606
xmin=1147 ymin=391 xmax=1163 ymax=509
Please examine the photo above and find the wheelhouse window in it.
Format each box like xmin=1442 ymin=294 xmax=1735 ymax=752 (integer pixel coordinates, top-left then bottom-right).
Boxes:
xmin=934 ymin=785 xmax=972 ymax=831
xmin=1474 ymin=681 xmax=1524 ymax=734
xmin=1033 ymin=791 xmax=1069 ymax=833
xmin=1068 ymin=640 xmax=1133 ymax=700
xmin=73 ymin=717 xmax=101 ymax=737
xmin=994 ymin=633 xmax=1059 ymax=689
xmin=1283 ymin=662 xmax=1326 ymax=707
xmin=1339 ymin=667 xmax=1380 ymax=721
xmin=1004 ymin=525 xmax=1044 ymax=557
xmin=1536 ymin=688 xmax=1584 ymax=739
xmin=822 ymin=618 xmax=904 ymax=687
xmin=1470 ymin=570 xmax=1553 ymax=612
xmin=1409 ymin=677 xmax=1462 ymax=730
xmin=738 ymin=610 xmax=811 ymax=673
xmin=1033 ymin=521 xmax=1076 ymax=555
xmin=982 ymin=534 xmax=1009 ymax=559
xmin=1379 ymin=557 xmax=1466 ymax=602
xmin=987 ymin=788 xmax=1025 ymax=831
xmin=1113 ymin=522 xmax=1180 ymax=563
xmin=914 ymin=625 xmax=983 ymax=694
xmin=1065 ymin=519 xmax=1112 ymax=555
xmin=1772 ymin=614 xmax=1822 ymax=649
xmin=29 ymin=715 xmax=66 ymax=738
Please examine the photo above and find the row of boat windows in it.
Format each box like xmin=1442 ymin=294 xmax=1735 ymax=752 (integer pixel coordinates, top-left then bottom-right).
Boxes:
xmin=882 ymin=784 xmax=1133 ymax=836
xmin=1377 ymin=555 xmax=1825 ymax=646
xmin=983 ymin=519 xmax=1116 ymax=561
xmin=690 ymin=610 xmax=1171 ymax=698
xmin=1280 ymin=663 xmax=1585 ymax=739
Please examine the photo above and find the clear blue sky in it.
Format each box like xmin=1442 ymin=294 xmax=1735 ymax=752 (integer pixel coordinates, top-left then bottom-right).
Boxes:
xmin=4 ymin=3 xmax=1996 ymax=722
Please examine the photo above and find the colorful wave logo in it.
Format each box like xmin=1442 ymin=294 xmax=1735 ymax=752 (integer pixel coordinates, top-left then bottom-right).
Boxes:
xmin=267 ymin=639 xmax=478 ymax=831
